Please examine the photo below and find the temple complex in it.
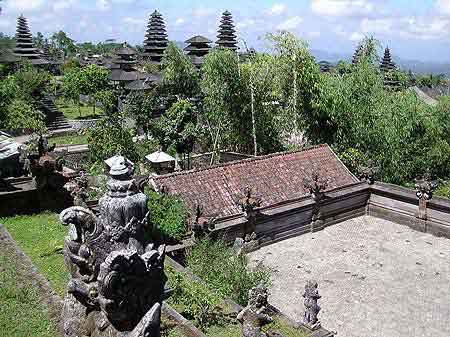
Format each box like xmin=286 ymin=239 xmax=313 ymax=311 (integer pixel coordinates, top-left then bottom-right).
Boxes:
xmin=13 ymin=15 xmax=48 ymax=65
xmin=184 ymin=35 xmax=212 ymax=68
xmin=142 ymin=10 xmax=169 ymax=64
xmin=216 ymin=10 xmax=238 ymax=51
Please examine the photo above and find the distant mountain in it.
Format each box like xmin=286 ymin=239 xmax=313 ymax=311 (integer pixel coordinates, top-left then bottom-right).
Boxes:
xmin=310 ymin=49 xmax=450 ymax=76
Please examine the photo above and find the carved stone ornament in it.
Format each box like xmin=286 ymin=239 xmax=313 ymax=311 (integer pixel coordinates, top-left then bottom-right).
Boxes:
xmin=358 ymin=160 xmax=379 ymax=185
xmin=303 ymin=280 xmax=321 ymax=330
xmin=60 ymin=157 xmax=167 ymax=337
xmin=191 ymin=204 xmax=215 ymax=240
xmin=415 ymin=173 xmax=438 ymax=201
xmin=237 ymin=284 xmax=273 ymax=337
xmin=303 ymin=173 xmax=328 ymax=202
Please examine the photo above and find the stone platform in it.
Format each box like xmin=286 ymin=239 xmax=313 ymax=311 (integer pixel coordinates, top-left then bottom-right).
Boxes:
xmin=248 ymin=216 xmax=450 ymax=337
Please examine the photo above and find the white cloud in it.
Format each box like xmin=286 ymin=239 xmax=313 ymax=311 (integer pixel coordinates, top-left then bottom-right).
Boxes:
xmin=277 ymin=16 xmax=303 ymax=30
xmin=436 ymin=0 xmax=450 ymax=15
xmin=401 ymin=17 xmax=450 ymax=40
xmin=6 ymin=0 xmax=46 ymax=12
xmin=96 ymin=0 xmax=110 ymax=11
xmin=307 ymin=31 xmax=321 ymax=38
xmin=192 ymin=7 xmax=213 ymax=18
xmin=311 ymin=0 xmax=374 ymax=17
xmin=360 ymin=17 xmax=394 ymax=35
xmin=53 ymin=0 xmax=76 ymax=12
xmin=236 ymin=19 xmax=256 ymax=29
xmin=267 ymin=3 xmax=287 ymax=16
xmin=349 ymin=32 xmax=364 ymax=41
xmin=175 ymin=18 xmax=185 ymax=26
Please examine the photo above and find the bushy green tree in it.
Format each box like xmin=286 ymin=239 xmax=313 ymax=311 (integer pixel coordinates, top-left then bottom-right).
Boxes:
xmin=201 ymin=48 xmax=244 ymax=162
xmin=161 ymin=42 xmax=200 ymax=98
xmin=87 ymin=108 xmax=137 ymax=164
xmin=151 ymin=99 xmax=199 ymax=155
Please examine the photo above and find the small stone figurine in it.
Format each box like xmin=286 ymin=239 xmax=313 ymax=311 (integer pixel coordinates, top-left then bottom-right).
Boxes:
xmin=303 ymin=280 xmax=321 ymax=330
xmin=237 ymin=284 xmax=273 ymax=337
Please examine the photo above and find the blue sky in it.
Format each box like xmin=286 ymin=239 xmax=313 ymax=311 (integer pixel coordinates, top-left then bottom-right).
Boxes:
xmin=1 ymin=0 xmax=449 ymax=62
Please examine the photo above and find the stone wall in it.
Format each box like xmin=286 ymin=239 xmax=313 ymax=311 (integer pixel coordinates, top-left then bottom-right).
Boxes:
xmin=68 ymin=118 xmax=99 ymax=131
xmin=210 ymin=181 xmax=450 ymax=247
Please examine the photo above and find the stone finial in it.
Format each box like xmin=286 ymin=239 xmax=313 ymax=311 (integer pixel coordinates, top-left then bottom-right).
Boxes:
xmin=415 ymin=172 xmax=438 ymax=201
xmin=303 ymin=173 xmax=328 ymax=202
xmin=237 ymin=284 xmax=272 ymax=337
xmin=358 ymin=160 xmax=378 ymax=185
xmin=303 ymin=280 xmax=321 ymax=330
xmin=191 ymin=203 xmax=215 ymax=239
xmin=237 ymin=186 xmax=262 ymax=216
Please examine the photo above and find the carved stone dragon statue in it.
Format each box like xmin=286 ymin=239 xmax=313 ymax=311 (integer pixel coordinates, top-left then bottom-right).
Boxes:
xmin=60 ymin=158 xmax=167 ymax=337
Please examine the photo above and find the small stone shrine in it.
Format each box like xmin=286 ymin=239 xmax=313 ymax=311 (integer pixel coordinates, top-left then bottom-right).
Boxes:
xmin=59 ymin=158 xmax=167 ymax=337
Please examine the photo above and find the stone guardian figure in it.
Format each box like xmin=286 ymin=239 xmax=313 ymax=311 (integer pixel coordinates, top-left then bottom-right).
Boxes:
xmin=59 ymin=158 xmax=167 ymax=337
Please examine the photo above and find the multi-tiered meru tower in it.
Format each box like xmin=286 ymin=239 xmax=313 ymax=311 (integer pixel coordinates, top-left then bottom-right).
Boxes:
xmin=142 ymin=10 xmax=169 ymax=64
xmin=216 ymin=10 xmax=238 ymax=51
xmin=13 ymin=15 xmax=47 ymax=65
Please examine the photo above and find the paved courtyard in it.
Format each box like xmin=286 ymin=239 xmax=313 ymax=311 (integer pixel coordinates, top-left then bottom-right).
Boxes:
xmin=248 ymin=216 xmax=450 ymax=337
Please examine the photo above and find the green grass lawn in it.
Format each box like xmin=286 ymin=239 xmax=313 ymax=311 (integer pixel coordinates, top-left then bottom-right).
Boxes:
xmin=56 ymin=101 xmax=103 ymax=120
xmin=49 ymin=133 xmax=89 ymax=146
xmin=0 ymin=212 xmax=68 ymax=296
xmin=0 ymin=251 xmax=59 ymax=337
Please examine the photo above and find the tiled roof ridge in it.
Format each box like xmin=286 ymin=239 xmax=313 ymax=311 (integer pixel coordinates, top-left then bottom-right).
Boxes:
xmin=153 ymin=144 xmax=329 ymax=181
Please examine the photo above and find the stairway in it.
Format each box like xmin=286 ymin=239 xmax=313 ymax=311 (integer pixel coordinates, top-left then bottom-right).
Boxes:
xmin=40 ymin=96 xmax=73 ymax=133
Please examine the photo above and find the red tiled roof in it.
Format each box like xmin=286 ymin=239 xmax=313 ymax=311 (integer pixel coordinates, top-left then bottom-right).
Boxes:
xmin=151 ymin=145 xmax=358 ymax=219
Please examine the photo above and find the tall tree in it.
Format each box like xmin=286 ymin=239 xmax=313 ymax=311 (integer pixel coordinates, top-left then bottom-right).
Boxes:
xmin=201 ymin=48 xmax=244 ymax=163
xmin=161 ymin=42 xmax=200 ymax=99
xmin=50 ymin=30 xmax=76 ymax=56
xmin=33 ymin=32 xmax=45 ymax=49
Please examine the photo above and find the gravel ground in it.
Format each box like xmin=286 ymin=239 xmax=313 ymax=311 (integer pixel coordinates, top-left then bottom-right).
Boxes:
xmin=248 ymin=216 xmax=450 ymax=337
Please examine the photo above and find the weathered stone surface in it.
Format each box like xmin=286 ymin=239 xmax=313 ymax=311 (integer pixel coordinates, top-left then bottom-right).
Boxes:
xmin=249 ymin=216 xmax=450 ymax=337
xmin=60 ymin=158 xmax=166 ymax=337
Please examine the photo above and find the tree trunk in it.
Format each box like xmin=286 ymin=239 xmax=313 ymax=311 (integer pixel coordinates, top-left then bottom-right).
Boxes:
xmin=251 ymin=84 xmax=257 ymax=156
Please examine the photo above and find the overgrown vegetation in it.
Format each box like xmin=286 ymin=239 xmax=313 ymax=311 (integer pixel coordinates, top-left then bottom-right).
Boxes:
xmin=146 ymin=188 xmax=189 ymax=241
xmin=186 ymin=239 xmax=272 ymax=306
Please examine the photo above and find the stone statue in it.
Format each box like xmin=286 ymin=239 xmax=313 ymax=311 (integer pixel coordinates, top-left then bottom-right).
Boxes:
xmin=303 ymin=173 xmax=328 ymax=232
xmin=23 ymin=135 xmax=66 ymax=190
xmin=60 ymin=158 xmax=167 ymax=337
xmin=191 ymin=204 xmax=215 ymax=240
xmin=237 ymin=284 xmax=273 ymax=337
xmin=415 ymin=172 xmax=438 ymax=220
xmin=235 ymin=187 xmax=262 ymax=252
xmin=66 ymin=171 xmax=89 ymax=207
xmin=303 ymin=281 xmax=321 ymax=330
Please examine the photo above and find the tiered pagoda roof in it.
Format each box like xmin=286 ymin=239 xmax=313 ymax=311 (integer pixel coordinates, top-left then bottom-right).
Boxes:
xmin=108 ymin=42 xmax=140 ymax=83
xmin=380 ymin=47 xmax=400 ymax=89
xmin=142 ymin=10 xmax=169 ymax=64
xmin=216 ymin=10 xmax=238 ymax=51
xmin=13 ymin=15 xmax=48 ymax=65
xmin=352 ymin=45 xmax=362 ymax=65
xmin=184 ymin=35 xmax=212 ymax=68
xmin=380 ymin=47 xmax=396 ymax=73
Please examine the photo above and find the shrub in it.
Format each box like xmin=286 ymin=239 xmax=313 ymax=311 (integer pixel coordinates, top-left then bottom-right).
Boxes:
xmin=186 ymin=239 xmax=271 ymax=306
xmin=167 ymin=266 xmax=221 ymax=329
xmin=145 ymin=188 xmax=188 ymax=241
